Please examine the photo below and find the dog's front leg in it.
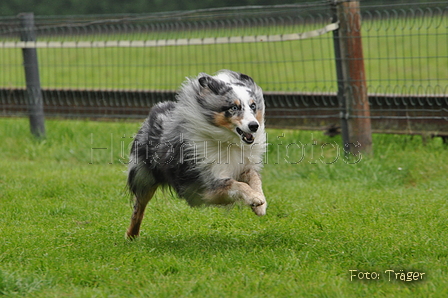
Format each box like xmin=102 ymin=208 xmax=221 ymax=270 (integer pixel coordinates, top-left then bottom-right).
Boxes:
xmin=205 ymin=177 xmax=266 ymax=216
xmin=241 ymin=168 xmax=264 ymax=194
xmin=230 ymin=181 xmax=266 ymax=216
xmin=240 ymin=169 xmax=267 ymax=216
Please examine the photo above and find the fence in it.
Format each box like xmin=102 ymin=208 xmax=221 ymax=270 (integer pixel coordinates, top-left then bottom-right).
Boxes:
xmin=1 ymin=1 xmax=447 ymax=146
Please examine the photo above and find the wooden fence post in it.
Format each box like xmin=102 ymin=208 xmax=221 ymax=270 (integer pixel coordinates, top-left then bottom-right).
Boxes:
xmin=332 ymin=1 xmax=372 ymax=156
xmin=18 ymin=12 xmax=46 ymax=138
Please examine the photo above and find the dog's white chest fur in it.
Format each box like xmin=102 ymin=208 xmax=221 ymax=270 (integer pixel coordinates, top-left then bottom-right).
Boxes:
xmin=197 ymin=139 xmax=265 ymax=180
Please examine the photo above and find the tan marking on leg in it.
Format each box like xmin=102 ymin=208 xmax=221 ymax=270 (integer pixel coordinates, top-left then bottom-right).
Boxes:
xmin=241 ymin=168 xmax=263 ymax=194
xmin=240 ymin=169 xmax=267 ymax=216
xmin=126 ymin=186 xmax=157 ymax=239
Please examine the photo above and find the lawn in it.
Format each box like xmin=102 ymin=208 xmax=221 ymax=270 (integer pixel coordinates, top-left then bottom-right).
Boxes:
xmin=0 ymin=118 xmax=447 ymax=297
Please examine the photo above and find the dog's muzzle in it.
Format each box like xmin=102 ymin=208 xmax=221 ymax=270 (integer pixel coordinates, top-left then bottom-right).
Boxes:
xmin=236 ymin=121 xmax=259 ymax=144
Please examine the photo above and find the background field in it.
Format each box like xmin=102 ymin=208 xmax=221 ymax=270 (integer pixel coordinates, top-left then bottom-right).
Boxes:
xmin=0 ymin=118 xmax=447 ymax=297
xmin=2 ymin=17 xmax=446 ymax=93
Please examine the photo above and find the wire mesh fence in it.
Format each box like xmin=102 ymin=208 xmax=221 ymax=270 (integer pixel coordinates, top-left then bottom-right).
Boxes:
xmin=0 ymin=1 xmax=447 ymax=137
xmin=1 ymin=3 xmax=338 ymax=92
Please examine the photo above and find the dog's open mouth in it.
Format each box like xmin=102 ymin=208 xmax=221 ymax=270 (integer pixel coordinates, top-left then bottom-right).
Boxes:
xmin=236 ymin=127 xmax=254 ymax=144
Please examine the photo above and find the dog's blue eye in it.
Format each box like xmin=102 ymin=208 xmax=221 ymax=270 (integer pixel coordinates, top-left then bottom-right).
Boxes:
xmin=231 ymin=105 xmax=238 ymax=111
xmin=250 ymin=103 xmax=256 ymax=111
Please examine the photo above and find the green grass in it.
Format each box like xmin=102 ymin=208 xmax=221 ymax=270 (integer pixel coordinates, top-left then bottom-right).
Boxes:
xmin=0 ymin=118 xmax=447 ymax=297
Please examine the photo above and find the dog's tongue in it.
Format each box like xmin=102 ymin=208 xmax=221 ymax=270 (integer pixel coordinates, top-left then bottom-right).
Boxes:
xmin=244 ymin=132 xmax=253 ymax=141
xmin=243 ymin=132 xmax=254 ymax=143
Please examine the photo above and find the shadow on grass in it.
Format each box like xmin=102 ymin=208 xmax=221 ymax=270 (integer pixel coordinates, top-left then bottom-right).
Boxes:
xmin=129 ymin=230 xmax=307 ymax=256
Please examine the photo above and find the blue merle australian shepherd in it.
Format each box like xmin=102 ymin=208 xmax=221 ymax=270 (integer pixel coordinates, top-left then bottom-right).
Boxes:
xmin=126 ymin=70 xmax=267 ymax=238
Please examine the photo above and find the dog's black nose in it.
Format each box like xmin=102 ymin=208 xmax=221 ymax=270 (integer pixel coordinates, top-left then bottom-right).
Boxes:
xmin=248 ymin=121 xmax=259 ymax=132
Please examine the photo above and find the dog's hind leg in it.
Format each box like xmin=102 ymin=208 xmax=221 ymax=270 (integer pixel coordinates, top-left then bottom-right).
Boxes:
xmin=126 ymin=186 xmax=157 ymax=239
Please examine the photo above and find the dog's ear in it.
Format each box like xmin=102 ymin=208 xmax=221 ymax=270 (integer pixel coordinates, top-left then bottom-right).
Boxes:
xmin=198 ymin=76 xmax=226 ymax=95
xmin=239 ymin=73 xmax=254 ymax=85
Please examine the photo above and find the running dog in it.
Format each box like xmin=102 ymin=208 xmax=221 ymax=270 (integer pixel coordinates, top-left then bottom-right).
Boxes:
xmin=126 ymin=70 xmax=267 ymax=238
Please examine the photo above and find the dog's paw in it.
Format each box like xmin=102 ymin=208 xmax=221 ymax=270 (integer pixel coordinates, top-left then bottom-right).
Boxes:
xmin=249 ymin=193 xmax=267 ymax=216
xmin=251 ymin=201 xmax=267 ymax=216
xmin=125 ymin=230 xmax=139 ymax=241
